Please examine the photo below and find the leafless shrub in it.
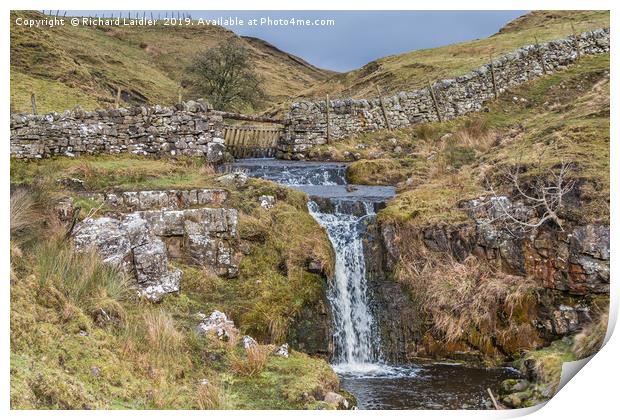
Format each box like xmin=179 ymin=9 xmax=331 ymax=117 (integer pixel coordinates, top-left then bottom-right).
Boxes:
xmin=482 ymin=160 xmax=575 ymax=236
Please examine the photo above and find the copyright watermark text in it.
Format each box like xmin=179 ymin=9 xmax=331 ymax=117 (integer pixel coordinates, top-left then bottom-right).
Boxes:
xmin=13 ymin=15 xmax=336 ymax=28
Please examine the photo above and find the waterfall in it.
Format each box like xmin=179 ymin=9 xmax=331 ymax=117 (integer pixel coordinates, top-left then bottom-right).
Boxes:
xmin=228 ymin=159 xmax=394 ymax=375
xmin=308 ymin=200 xmax=383 ymax=373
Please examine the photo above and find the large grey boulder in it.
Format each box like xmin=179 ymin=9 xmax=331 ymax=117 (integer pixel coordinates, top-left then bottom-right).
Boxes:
xmin=74 ymin=212 xmax=182 ymax=302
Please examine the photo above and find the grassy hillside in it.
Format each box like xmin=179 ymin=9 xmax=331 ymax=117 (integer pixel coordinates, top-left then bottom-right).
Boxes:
xmin=10 ymin=10 xmax=334 ymax=114
xmin=334 ymin=53 xmax=609 ymax=226
xmin=293 ymin=11 xmax=609 ymax=103
xmin=10 ymin=155 xmax=343 ymax=409
xmin=11 ymin=11 xmax=609 ymax=115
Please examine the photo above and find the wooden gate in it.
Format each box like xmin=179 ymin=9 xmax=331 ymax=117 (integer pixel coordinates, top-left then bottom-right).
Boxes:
xmin=224 ymin=125 xmax=282 ymax=158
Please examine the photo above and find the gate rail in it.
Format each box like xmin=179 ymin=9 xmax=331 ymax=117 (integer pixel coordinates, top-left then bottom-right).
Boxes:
xmin=224 ymin=125 xmax=282 ymax=158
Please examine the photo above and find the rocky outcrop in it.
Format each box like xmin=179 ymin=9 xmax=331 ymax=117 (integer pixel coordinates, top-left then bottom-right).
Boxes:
xmin=73 ymin=213 xmax=182 ymax=302
xmin=80 ymin=188 xmax=228 ymax=212
xmin=196 ymin=310 xmax=238 ymax=341
xmin=73 ymin=206 xmax=239 ymax=301
xmin=288 ymin=291 xmax=333 ymax=357
xmin=373 ymin=193 xmax=610 ymax=362
xmin=10 ymin=101 xmax=226 ymax=161
xmin=461 ymin=196 xmax=609 ymax=295
xmin=278 ymin=28 xmax=609 ymax=159
xmin=273 ymin=343 xmax=289 ymax=358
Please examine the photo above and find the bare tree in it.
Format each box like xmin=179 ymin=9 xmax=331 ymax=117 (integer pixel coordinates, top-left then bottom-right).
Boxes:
xmin=185 ymin=41 xmax=267 ymax=112
xmin=481 ymin=160 xmax=575 ymax=236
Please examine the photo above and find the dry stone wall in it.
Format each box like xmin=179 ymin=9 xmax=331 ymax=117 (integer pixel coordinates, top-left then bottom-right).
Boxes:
xmin=278 ymin=28 xmax=610 ymax=159
xmin=10 ymin=101 xmax=226 ymax=162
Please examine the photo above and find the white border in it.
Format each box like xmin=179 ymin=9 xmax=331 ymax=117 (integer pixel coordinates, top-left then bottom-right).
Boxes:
xmin=2 ymin=1 xmax=617 ymax=419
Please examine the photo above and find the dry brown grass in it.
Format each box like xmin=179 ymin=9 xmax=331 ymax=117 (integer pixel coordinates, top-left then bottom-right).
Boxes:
xmin=35 ymin=237 xmax=130 ymax=323
xmin=198 ymin=164 xmax=216 ymax=176
xmin=143 ymin=310 xmax=184 ymax=360
xmin=119 ymin=309 xmax=185 ymax=368
xmin=10 ymin=189 xmax=37 ymax=236
xmin=450 ymin=117 xmax=497 ymax=153
xmin=231 ymin=345 xmax=269 ymax=377
xmin=195 ymin=380 xmax=228 ymax=409
xmin=573 ymin=308 xmax=609 ymax=359
xmin=395 ymin=239 xmax=540 ymax=356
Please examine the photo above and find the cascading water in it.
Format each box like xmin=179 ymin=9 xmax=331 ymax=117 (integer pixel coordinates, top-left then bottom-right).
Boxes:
xmin=308 ymin=200 xmax=382 ymax=373
xmin=226 ymin=159 xmax=390 ymax=372
xmin=224 ymin=158 xmax=521 ymax=408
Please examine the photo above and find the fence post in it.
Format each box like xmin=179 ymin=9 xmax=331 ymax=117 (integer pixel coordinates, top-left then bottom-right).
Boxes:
xmin=178 ymin=87 xmax=183 ymax=105
xmin=374 ymin=85 xmax=392 ymax=131
xmin=427 ymin=79 xmax=442 ymax=122
xmin=571 ymin=23 xmax=581 ymax=59
xmin=115 ymin=87 xmax=121 ymax=108
xmin=489 ymin=54 xmax=499 ymax=100
xmin=325 ymin=94 xmax=331 ymax=144
xmin=30 ymin=93 xmax=37 ymax=115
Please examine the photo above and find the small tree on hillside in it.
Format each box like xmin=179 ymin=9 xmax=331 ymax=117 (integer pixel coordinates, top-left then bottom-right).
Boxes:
xmin=185 ymin=41 xmax=267 ymax=111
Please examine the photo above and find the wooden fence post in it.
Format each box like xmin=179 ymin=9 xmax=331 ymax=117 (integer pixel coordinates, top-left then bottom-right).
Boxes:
xmin=427 ymin=79 xmax=442 ymax=122
xmin=571 ymin=23 xmax=581 ymax=59
xmin=30 ymin=93 xmax=37 ymax=115
xmin=374 ymin=84 xmax=392 ymax=130
xmin=115 ymin=87 xmax=121 ymax=108
xmin=325 ymin=94 xmax=331 ymax=144
xmin=178 ymin=87 xmax=183 ymax=105
xmin=489 ymin=54 xmax=498 ymax=100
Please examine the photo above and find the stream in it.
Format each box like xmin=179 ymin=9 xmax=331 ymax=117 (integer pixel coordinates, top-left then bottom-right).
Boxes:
xmin=226 ymin=158 xmax=520 ymax=410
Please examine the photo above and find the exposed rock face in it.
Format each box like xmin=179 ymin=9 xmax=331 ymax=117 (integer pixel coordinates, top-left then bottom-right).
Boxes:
xmin=73 ymin=206 xmax=239 ymax=301
xmin=364 ymin=215 xmax=421 ymax=362
xmin=137 ymin=207 xmax=239 ymax=277
xmin=80 ymin=188 xmax=229 ymax=211
xmin=242 ymin=335 xmax=258 ymax=349
xmin=372 ymin=193 xmax=610 ymax=362
xmin=73 ymin=213 xmax=182 ymax=301
xmin=10 ymin=103 xmax=225 ymax=161
xmin=288 ymin=291 xmax=333 ymax=358
xmin=461 ymin=196 xmax=610 ymax=295
xmin=216 ymin=171 xmax=248 ymax=187
xmin=259 ymin=195 xmax=276 ymax=209
xmin=277 ymin=29 xmax=609 ymax=159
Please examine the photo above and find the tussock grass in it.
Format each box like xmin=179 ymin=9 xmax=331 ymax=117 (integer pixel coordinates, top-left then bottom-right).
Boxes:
xmin=573 ymin=307 xmax=608 ymax=359
xmin=394 ymin=238 xmax=541 ymax=358
xmin=35 ymin=237 xmax=130 ymax=323
xmin=232 ymin=345 xmax=269 ymax=377
xmin=195 ymin=380 xmax=229 ymax=409
xmin=10 ymin=189 xmax=36 ymax=236
xmin=519 ymin=339 xmax=575 ymax=389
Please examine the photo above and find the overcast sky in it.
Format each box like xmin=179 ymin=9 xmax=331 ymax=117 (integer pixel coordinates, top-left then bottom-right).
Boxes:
xmin=64 ymin=11 xmax=527 ymax=72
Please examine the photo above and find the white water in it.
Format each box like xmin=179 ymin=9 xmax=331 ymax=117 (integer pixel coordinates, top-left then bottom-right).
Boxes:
xmin=309 ymin=200 xmax=386 ymax=375
xmin=229 ymin=159 xmax=396 ymax=376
